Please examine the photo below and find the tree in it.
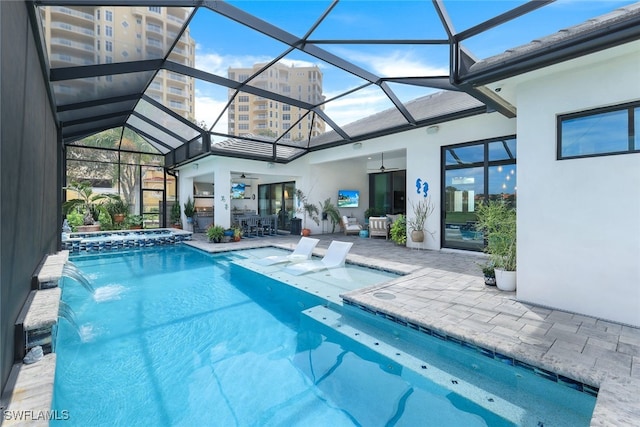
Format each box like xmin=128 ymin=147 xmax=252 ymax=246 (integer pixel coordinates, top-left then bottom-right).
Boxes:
xmin=66 ymin=127 xmax=164 ymax=211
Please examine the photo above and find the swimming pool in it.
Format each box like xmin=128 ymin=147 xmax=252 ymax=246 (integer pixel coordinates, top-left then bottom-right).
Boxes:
xmin=52 ymin=245 xmax=595 ymax=426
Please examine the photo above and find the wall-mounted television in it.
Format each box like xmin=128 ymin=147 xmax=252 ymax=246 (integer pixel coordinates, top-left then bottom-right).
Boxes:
xmin=231 ymin=182 xmax=246 ymax=199
xmin=337 ymin=189 xmax=359 ymax=208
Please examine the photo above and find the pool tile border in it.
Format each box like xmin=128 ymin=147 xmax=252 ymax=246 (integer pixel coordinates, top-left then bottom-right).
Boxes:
xmin=343 ymin=299 xmax=599 ymax=397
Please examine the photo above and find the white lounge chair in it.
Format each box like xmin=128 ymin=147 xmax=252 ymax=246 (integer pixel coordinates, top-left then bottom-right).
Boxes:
xmin=253 ymin=237 xmax=320 ymax=266
xmin=283 ymin=241 xmax=353 ymax=276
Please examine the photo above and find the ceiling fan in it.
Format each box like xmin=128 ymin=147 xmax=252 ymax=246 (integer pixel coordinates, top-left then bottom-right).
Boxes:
xmin=368 ymin=153 xmax=399 ymax=173
xmin=232 ymin=172 xmax=259 ymax=180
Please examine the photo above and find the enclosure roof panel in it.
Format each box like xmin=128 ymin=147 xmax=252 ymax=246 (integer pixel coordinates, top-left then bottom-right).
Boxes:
xmin=31 ymin=1 xmax=640 ymax=165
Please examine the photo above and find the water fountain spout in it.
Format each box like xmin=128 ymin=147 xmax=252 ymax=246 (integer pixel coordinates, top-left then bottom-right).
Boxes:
xmin=62 ymin=261 xmax=95 ymax=294
xmin=58 ymin=300 xmax=83 ymax=341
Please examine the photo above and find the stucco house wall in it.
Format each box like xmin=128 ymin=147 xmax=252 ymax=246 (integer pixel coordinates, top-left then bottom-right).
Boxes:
xmin=515 ymin=41 xmax=640 ymax=326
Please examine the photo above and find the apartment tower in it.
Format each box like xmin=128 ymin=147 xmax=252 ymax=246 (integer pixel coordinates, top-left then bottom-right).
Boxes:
xmin=39 ymin=5 xmax=196 ymax=120
xmin=227 ymin=62 xmax=325 ymax=141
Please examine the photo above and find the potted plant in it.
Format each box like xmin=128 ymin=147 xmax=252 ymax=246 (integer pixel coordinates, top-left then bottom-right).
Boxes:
xmin=318 ymin=198 xmax=341 ymax=233
xmin=475 ymin=200 xmax=517 ymax=291
xmin=183 ymin=196 xmax=195 ymax=224
xmin=223 ymin=228 xmax=234 ymax=243
xmin=390 ymin=214 xmax=407 ymax=245
xmin=407 ymin=196 xmax=435 ymax=243
xmin=364 ymin=207 xmax=385 ymax=225
xmin=479 ymin=262 xmax=496 ymax=286
xmin=295 ymin=189 xmax=319 ymax=236
xmin=104 ymin=194 xmax=129 ymax=225
xmin=232 ymin=226 xmax=242 ymax=242
xmin=62 ymin=181 xmax=110 ymax=232
xmin=170 ymin=201 xmax=182 ymax=229
xmin=207 ymin=224 xmax=225 ymax=243
xmin=126 ymin=214 xmax=144 ymax=230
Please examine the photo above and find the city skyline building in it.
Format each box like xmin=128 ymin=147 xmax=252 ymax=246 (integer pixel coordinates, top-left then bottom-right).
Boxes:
xmin=39 ymin=5 xmax=196 ymax=120
xmin=227 ymin=62 xmax=325 ymax=142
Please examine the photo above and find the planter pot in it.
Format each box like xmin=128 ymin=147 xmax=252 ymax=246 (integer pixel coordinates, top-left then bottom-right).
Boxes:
xmin=410 ymin=230 xmax=424 ymax=242
xmin=495 ymin=268 xmax=516 ymax=291
xmin=113 ymin=214 xmax=125 ymax=224
xmin=173 ymin=223 xmax=182 ymax=229
xmin=301 ymin=228 xmax=311 ymax=237
xmin=484 ymin=275 xmax=496 ymax=286
xmin=77 ymin=224 xmax=100 ymax=232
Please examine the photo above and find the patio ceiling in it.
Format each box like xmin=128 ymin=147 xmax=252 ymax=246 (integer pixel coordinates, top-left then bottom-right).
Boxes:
xmin=29 ymin=1 xmax=640 ymax=167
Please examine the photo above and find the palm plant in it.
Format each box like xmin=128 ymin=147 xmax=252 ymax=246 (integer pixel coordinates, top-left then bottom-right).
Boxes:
xmin=62 ymin=181 xmax=109 ymax=225
xmin=295 ymin=189 xmax=319 ymax=230
xmin=318 ymin=197 xmax=341 ymax=232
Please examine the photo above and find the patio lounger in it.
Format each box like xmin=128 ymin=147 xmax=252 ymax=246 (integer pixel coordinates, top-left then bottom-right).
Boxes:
xmin=283 ymin=241 xmax=353 ymax=276
xmin=254 ymin=237 xmax=320 ymax=266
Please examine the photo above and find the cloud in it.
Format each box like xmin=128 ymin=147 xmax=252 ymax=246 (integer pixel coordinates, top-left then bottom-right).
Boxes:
xmin=342 ymin=48 xmax=448 ymax=78
xmin=195 ymin=95 xmax=228 ymax=133
xmin=323 ymin=87 xmax=390 ymax=127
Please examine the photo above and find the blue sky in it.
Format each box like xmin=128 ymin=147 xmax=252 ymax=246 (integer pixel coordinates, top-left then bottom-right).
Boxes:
xmin=185 ymin=1 xmax=637 ymax=134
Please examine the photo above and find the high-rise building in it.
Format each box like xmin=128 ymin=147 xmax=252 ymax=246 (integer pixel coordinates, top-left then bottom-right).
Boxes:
xmin=39 ymin=5 xmax=196 ymax=120
xmin=227 ymin=62 xmax=325 ymax=141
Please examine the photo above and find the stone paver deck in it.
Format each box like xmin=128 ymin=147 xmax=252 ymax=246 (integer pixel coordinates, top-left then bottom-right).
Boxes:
xmin=189 ymin=231 xmax=640 ymax=426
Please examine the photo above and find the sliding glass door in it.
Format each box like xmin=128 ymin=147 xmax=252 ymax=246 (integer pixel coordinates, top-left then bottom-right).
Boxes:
xmin=258 ymin=181 xmax=295 ymax=231
xmin=368 ymin=170 xmax=406 ymax=215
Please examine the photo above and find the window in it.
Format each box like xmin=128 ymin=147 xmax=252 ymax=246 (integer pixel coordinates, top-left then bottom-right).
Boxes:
xmin=105 ymin=41 xmax=113 ymax=52
xmin=96 ymin=40 xmax=100 ymax=51
xmin=239 ymin=105 xmax=249 ymax=112
xmin=149 ymin=6 xmax=161 ymax=14
xmin=239 ymin=124 xmax=249 ymax=130
xmin=96 ymin=25 xmax=100 ymax=36
xmin=122 ymin=21 xmax=128 ymax=28
xmin=105 ymin=10 xmax=113 ymax=22
xmin=283 ymin=114 xmax=290 ymax=121
xmin=283 ymin=105 xmax=290 ymax=111
xmin=442 ymin=137 xmax=517 ymax=251
xmin=106 ymin=26 xmax=113 ymax=37
xmin=558 ymin=102 xmax=639 ymax=159
xmin=239 ymin=115 xmax=249 ymax=121
xmin=96 ymin=10 xmax=100 ymax=20
xmin=238 ymin=96 xmax=249 ymax=102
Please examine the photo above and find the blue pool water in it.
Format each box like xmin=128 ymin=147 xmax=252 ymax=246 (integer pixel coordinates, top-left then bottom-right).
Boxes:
xmin=52 ymin=246 xmax=595 ymax=426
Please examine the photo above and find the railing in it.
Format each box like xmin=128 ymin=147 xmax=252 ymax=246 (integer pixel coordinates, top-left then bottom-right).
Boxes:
xmin=50 ymin=6 xmax=94 ymax=21
xmin=50 ymin=21 xmax=94 ymax=36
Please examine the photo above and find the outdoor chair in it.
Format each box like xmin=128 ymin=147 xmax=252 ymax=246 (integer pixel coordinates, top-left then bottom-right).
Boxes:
xmin=283 ymin=240 xmax=353 ymax=276
xmin=253 ymin=237 xmax=319 ymax=266
xmin=368 ymin=216 xmax=390 ymax=239
xmin=244 ymin=215 xmax=263 ymax=237
xmin=341 ymin=215 xmax=362 ymax=235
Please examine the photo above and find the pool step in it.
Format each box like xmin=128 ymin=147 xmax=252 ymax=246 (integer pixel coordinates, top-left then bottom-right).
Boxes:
xmin=302 ymin=305 xmax=524 ymax=426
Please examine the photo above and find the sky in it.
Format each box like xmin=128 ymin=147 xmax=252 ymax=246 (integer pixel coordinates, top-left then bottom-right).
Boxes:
xmin=184 ymin=0 xmax=637 ymax=135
